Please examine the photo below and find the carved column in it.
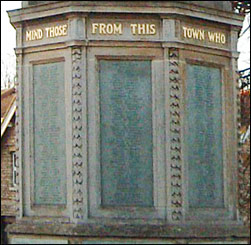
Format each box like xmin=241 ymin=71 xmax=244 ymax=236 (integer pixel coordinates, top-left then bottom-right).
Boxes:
xmin=15 ymin=22 xmax=23 ymax=218
xmin=169 ymin=48 xmax=183 ymax=221
xmin=72 ymin=47 xmax=84 ymax=221
xmin=15 ymin=53 xmax=21 ymax=218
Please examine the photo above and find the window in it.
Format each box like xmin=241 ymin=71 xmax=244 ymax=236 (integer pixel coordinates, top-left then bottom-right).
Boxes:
xmin=11 ymin=151 xmax=17 ymax=188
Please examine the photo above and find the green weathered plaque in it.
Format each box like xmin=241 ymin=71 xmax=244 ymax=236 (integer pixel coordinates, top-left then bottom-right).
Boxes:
xmin=99 ymin=60 xmax=153 ymax=207
xmin=185 ymin=64 xmax=224 ymax=208
xmin=33 ymin=62 xmax=66 ymax=205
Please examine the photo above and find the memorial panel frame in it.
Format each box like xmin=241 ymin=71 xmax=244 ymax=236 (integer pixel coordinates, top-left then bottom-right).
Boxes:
xmin=180 ymin=50 xmax=238 ymax=223
xmin=22 ymin=49 xmax=72 ymax=218
xmin=87 ymin=47 xmax=166 ymax=221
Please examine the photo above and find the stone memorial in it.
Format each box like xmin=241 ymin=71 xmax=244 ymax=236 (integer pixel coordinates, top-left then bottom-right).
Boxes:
xmin=6 ymin=1 xmax=249 ymax=244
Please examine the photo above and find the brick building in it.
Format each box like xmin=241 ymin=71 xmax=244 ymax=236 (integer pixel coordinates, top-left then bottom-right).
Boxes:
xmin=1 ymin=88 xmax=17 ymax=244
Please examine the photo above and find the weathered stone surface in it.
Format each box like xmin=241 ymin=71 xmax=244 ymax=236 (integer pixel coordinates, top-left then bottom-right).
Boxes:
xmin=22 ymin=1 xmax=233 ymax=12
xmin=6 ymin=222 xmax=250 ymax=239
xmin=189 ymin=1 xmax=232 ymax=11
xmin=10 ymin=237 xmax=68 ymax=244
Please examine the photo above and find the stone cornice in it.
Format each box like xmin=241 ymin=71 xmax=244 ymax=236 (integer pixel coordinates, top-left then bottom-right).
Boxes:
xmin=8 ymin=1 xmax=244 ymax=29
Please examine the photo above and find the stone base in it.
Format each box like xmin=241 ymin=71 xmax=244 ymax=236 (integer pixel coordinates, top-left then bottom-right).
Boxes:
xmin=6 ymin=222 xmax=250 ymax=244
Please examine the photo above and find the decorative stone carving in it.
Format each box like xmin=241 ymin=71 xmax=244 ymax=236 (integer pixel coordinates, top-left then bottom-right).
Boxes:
xmin=72 ymin=47 xmax=84 ymax=221
xmin=169 ymin=48 xmax=183 ymax=221
xmin=15 ymin=54 xmax=21 ymax=216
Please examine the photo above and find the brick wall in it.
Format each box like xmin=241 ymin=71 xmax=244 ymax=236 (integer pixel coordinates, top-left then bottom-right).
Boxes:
xmin=1 ymin=116 xmax=17 ymax=217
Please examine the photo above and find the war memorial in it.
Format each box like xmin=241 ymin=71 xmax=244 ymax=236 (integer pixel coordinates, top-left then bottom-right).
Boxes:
xmin=6 ymin=1 xmax=250 ymax=244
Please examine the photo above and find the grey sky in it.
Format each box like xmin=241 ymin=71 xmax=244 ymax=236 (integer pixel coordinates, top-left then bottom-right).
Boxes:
xmin=1 ymin=1 xmax=21 ymax=58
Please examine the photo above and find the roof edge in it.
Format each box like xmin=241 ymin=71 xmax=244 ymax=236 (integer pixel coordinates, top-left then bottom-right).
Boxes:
xmin=1 ymin=101 xmax=16 ymax=138
xmin=1 ymin=87 xmax=15 ymax=99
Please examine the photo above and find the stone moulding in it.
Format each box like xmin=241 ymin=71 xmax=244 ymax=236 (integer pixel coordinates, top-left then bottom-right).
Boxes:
xmin=72 ymin=47 xmax=84 ymax=221
xmin=169 ymin=48 xmax=183 ymax=221
xmin=5 ymin=222 xmax=250 ymax=239
xmin=15 ymin=54 xmax=21 ymax=217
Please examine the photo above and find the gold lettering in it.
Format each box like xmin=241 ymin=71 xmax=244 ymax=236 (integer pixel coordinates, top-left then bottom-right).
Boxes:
xmin=54 ymin=26 xmax=59 ymax=36
xmin=45 ymin=27 xmax=50 ymax=38
xmin=26 ymin=25 xmax=67 ymax=41
xmin=92 ymin=23 xmax=99 ymax=34
xmin=26 ymin=29 xmax=43 ymax=41
xmin=26 ymin=30 xmax=32 ymax=41
xmin=90 ymin=23 xmax=156 ymax=36
xmin=55 ymin=27 xmax=59 ymax=36
xmin=33 ymin=30 xmax=38 ymax=40
xmin=215 ymin=33 xmax=221 ymax=43
xmin=99 ymin=23 xmax=106 ymax=34
xmin=114 ymin=23 xmax=122 ymax=35
xmin=50 ymin=27 xmax=54 ymax=37
xmin=182 ymin=27 xmax=225 ymax=44
xmin=131 ymin=24 xmax=137 ymax=35
xmin=138 ymin=24 xmax=145 ymax=35
xmin=192 ymin=28 xmax=199 ymax=39
xmin=62 ymin=24 xmax=67 ymax=36
xmin=106 ymin=24 xmax=113 ymax=34
xmin=146 ymin=24 xmax=150 ymax=34
xmin=208 ymin=31 xmax=215 ymax=42
xmin=208 ymin=32 xmax=225 ymax=43
xmin=46 ymin=27 xmax=53 ymax=38
xmin=38 ymin=29 xmax=43 ymax=39
xmin=187 ymin=28 xmax=193 ymax=38
xmin=149 ymin=24 xmax=156 ymax=35
xmin=36 ymin=30 xmax=40 ymax=40
xmin=199 ymin=29 xmax=205 ymax=40
xmin=58 ymin=25 xmax=63 ymax=36
xmin=32 ymin=30 xmax=35 ymax=40
xmin=183 ymin=27 xmax=205 ymax=40
xmin=221 ymin=34 xmax=226 ymax=44
xmin=183 ymin=26 xmax=188 ymax=38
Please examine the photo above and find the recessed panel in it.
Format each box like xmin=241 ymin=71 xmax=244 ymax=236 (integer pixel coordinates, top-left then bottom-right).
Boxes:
xmin=99 ymin=60 xmax=153 ymax=207
xmin=186 ymin=64 xmax=224 ymax=208
xmin=33 ymin=62 xmax=66 ymax=205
